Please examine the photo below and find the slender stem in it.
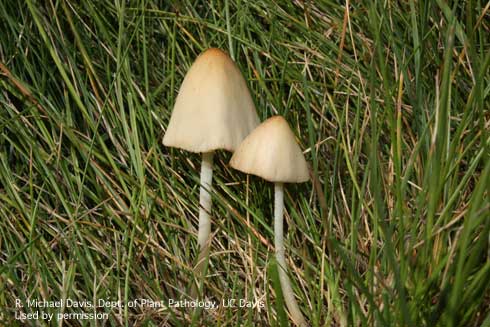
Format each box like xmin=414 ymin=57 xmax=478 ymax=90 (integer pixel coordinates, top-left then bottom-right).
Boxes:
xmin=198 ymin=151 xmax=214 ymax=249
xmin=191 ymin=151 xmax=214 ymax=299
xmin=274 ymin=182 xmax=308 ymax=326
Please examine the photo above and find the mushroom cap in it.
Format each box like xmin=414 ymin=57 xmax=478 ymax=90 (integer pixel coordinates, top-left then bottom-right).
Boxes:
xmin=163 ymin=48 xmax=260 ymax=153
xmin=230 ymin=116 xmax=310 ymax=183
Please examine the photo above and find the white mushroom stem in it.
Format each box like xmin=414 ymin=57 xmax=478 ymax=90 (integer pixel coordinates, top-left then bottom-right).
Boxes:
xmin=190 ymin=151 xmax=214 ymax=299
xmin=274 ymin=182 xmax=307 ymax=327
xmin=198 ymin=151 xmax=214 ymax=250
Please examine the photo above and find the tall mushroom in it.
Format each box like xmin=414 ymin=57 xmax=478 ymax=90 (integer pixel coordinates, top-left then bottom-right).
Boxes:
xmin=163 ymin=48 xmax=259 ymax=289
xmin=230 ymin=116 xmax=309 ymax=326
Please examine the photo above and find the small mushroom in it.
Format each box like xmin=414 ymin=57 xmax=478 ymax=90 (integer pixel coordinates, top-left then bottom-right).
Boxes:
xmin=163 ymin=48 xmax=259 ymax=286
xmin=230 ymin=116 xmax=309 ymax=326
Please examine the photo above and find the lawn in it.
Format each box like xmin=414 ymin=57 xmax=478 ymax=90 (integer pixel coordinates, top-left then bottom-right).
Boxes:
xmin=1 ymin=1 xmax=489 ymax=326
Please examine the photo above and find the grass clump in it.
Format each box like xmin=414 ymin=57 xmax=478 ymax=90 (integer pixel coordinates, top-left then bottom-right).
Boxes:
xmin=1 ymin=1 xmax=489 ymax=326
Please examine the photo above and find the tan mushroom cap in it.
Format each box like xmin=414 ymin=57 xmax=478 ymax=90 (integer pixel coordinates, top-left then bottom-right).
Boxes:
xmin=230 ymin=116 xmax=310 ymax=183
xmin=163 ymin=48 xmax=260 ymax=153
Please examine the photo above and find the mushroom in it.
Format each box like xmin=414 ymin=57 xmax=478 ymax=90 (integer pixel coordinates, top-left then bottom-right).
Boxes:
xmin=230 ymin=116 xmax=309 ymax=326
xmin=163 ymin=48 xmax=259 ymax=286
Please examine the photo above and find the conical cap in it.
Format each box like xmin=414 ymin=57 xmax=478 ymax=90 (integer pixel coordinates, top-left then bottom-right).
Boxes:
xmin=163 ymin=48 xmax=260 ymax=153
xmin=230 ymin=116 xmax=309 ymax=183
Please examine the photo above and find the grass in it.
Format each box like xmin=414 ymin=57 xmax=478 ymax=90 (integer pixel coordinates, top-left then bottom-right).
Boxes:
xmin=0 ymin=0 xmax=489 ymax=326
